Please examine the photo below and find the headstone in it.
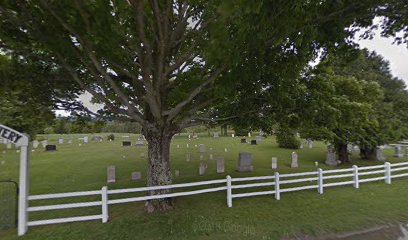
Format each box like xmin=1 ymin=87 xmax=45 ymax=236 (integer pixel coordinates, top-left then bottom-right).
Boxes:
xmin=45 ymin=145 xmax=57 ymax=151
xmin=41 ymin=140 xmax=48 ymax=148
xmin=107 ymin=166 xmax=116 ymax=183
xmin=352 ymin=144 xmax=360 ymax=152
xmin=186 ymin=154 xmax=191 ymax=162
xmin=177 ymin=144 xmax=180 ymax=148
xmin=291 ymin=152 xmax=298 ymax=168
xmin=68 ymin=139 xmax=72 ymax=144
xmin=93 ymin=136 xmax=103 ymax=142
xmin=200 ymin=154 xmax=204 ymax=160
xmin=248 ymin=132 xmax=251 ymax=137
xmin=135 ymin=141 xmax=144 ymax=147
xmin=376 ymin=147 xmax=386 ymax=161
xmin=271 ymin=157 xmax=277 ymax=169
xmin=232 ymin=134 xmax=235 ymax=138
xmin=237 ymin=152 xmax=253 ymax=172
xmin=131 ymin=171 xmax=141 ymax=181
xmin=140 ymin=153 xmax=145 ymax=159
xmin=325 ymin=145 xmax=338 ymax=166
xmin=174 ymin=170 xmax=180 ymax=177
xmin=198 ymin=144 xmax=206 ymax=153
xmin=250 ymin=140 xmax=257 ymax=145
xmin=256 ymin=135 xmax=262 ymax=143
xmin=83 ymin=136 xmax=89 ymax=143
xmin=6 ymin=143 xmax=11 ymax=149
xmin=216 ymin=157 xmax=225 ymax=173
xmin=122 ymin=141 xmax=131 ymax=147
xmin=186 ymin=144 xmax=189 ymax=148
xmin=32 ymin=140 xmax=39 ymax=149
xmin=315 ymin=161 xmax=318 ymax=167
xmin=300 ymin=143 xmax=304 ymax=149
xmin=224 ymin=148 xmax=228 ymax=152
xmin=394 ymin=145 xmax=403 ymax=158
xmin=188 ymin=134 xmax=191 ymax=140
xmin=209 ymin=153 xmax=213 ymax=160
xmin=241 ymin=138 xmax=247 ymax=143
xmin=58 ymin=138 xmax=64 ymax=144
xmin=213 ymin=132 xmax=219 ymax=138
xmin=307 ymin=139 xmax=313 ymax=149
xmin=199 ymin=162 xmax=206 ymax=175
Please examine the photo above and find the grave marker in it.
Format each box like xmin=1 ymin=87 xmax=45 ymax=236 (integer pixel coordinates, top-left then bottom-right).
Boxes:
xmin=250 ymin=140 xmax=257 ymax=145
xmin=122 ymin=141 xmax=131 ymax=147
xmin=241 ymin=138 xmax=247 ymax=143
xmin=198 ymin=144 xmax=206 ymax=153
xmin=256 ymin=136 xmax=262 ymax=143
xmin=394 ymin=145 xmax=403 ymax=158
xmin=199 ymin=162 xmax=206 ymax=175
xmin=271 ymin=157 xmax=277 ymax=169
xmin=237 ymin=152 xmax=253 ymax=172
xmin=216 ymin=157 xmax=225 ymax=173
xmin=131 ymin=171 xmax=141 ymax=181
xmin=45 ymin=145 xmax=56 ymax=151
xmin=291 ymin=152 xmax=298 ymax=168
xmin=32 ymin=140 xmax=39 ymax=149
xmin=135 ymin=141 xmax=144 ymax=147
xmin=107 ymin=166 xmax=116 ymax=183
xmin=175 ymin=170 xmax=180 ymax=177
xmin=325 ymin=145 xmax=338 ymax=166
xmin=58 ymin=138 xmax=64 ymax=144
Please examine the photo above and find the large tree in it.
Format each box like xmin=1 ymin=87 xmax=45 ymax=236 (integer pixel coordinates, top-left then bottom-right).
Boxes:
xmin=0 ymin=0 xmax=404 ymax=211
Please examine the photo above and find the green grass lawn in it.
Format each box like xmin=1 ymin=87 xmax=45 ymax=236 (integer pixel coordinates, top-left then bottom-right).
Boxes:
xmin=1 ymin=133 xmax=408 ymax=239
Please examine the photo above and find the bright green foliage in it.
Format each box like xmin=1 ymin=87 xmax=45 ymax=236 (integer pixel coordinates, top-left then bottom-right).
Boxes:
xmin=276 ymin=128 xmax=300 ymax=149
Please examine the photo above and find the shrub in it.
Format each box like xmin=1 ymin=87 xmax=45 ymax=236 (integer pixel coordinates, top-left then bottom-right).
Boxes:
xmin=276 ymin=131 xmax=300 ymax=149
xmin=107 ymin=134 xmax=115 ymax=141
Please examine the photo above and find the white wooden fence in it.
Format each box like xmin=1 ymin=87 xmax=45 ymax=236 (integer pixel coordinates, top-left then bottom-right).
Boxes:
xmin=25 ymin=161 xmax=408 ymax=232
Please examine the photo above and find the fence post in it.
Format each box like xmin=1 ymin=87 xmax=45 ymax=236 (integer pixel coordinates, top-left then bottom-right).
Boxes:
xmin=274 ymin=172 xmax=280 ymax=200
xmin=318 ymin=168 xmax=323 ymax=194
xmin=385 ymin=162 xmax=391 ymax=184
xmin=226 ymin=175 xmax=232 ymax=208
xmin=353 ymin=165 xmax=359 ymax=189
xmin=101 ymin=186 xmax=108 ymax=223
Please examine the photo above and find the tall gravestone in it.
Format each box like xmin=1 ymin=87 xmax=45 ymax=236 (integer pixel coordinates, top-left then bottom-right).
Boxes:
xmin=213 ymin=132 xmax=219 ymax=138
xmin=291 ymin=152 xmax=298 ymax=168
xmin=394 ymin=145 xmax=403 ymax=158
xmin=32 ymin=140 xmax=39 ymax=149
xmin=325 ymin=145 xmax=338 ymax=166
xmin=199 ymin=162 xmax=206 ymax=175
xmin=256 ymin=136 xmax=262 ymax=143
xmin=216 ymin=157 xmax=225 ymax=173
xmin=198 ymin=144 xmax=206 ymax=153
xmin=271 ymin=157 xmax=277 ymax=169
xmin=107 ymin=166 xmax=116 ymax=183
xmin=83 ymin=136 xmax=89 ymax=143
xmin=307 ymin=139 xmax=313 ymax=149
xmin=376 ymin=147 xmax=386 ymax=161
xmin=186 ymin=154 xmax=190 ymax=162
xmin=237 ymin=152 xmax=253 ymax=172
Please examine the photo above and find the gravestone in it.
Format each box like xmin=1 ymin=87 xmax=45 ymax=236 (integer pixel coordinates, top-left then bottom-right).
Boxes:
xmin=300 ymin=143 xmax=304 ymax=149
xmin=93 ymin=136 xmax=103 ymax=142
xmin=131 ymin=171 xmax=141 ymax=181
xmin=32 ymin=140 xmax=39 ymax=149
xmin=186 ymin=154 xmax=191 ymax=162
xmin=352 ymin=145 xmax=360 ymax=152
xmin=174 ymin=170 xmax=180 ymax=177
xmin=237 ymin=152 xmax=253 ymax=172
xmin=315 ymin=161 xmax=319 ymax=167
xmin=376 ymin=147 xmax=386 ymax=161
xmin=394 ymin=145 xmax=403 ymax=158
xmin=256 ymin=135 xmax=262 ymax=143
xmin=83 ymin=136 xmax=89 ymax=143
xmin=325 ymin=145 xmax=338 ymax=166
xmin=6 ymin=143 xmax=11 ymax=149
xmin=291 ymin=152 xmax=298 ymax=168
xmin=186 ymin=144 xmax=189 ymax=148
xmin=271 ymin=157 xmax=277 ymax=169
xmin=122 ymin=141 xmax=131 ymax=147
xmin=241 ymin=138 xmax=247 ymax=143
xmin=107 ymin=166 xmax=116 ymax=183
xmin=68 ymin=139 xmax=72 ymax=144
xmin=58 ymin=138 xmax=64 ymax=144
xmin=232 ymin=134 xmax=235 ymax=138
xmin=140 ymin=153 xmax=145 ymax=159
xmin=216 ymin=157 xmax=225 ymax=173
xmin=224 ymin=148 xmax=228 ymax=152
xmin=213 ymin=132 xmax=219 ymax=138
xmin=199 ymin=162 xmax=206 ymax=175
xmin=135 ymin=141 xmax=144 ymax=147
xmin=250 ymin=140 xmax=257 ymax=145
xmin=307 ymin=139 xmax=313 ymax=149
xmin=209 ymin=153 xmax=213 ymax=160
xmin=177 ymin=144 xmax=180 ymax=148
xmin=45 ymin=145 xmax=57 ymax=151
xmin=198 ymin=144 xmax=206 ymax=153
xmin=41 ymin=140 xmax=48 ymax=148
xmin=200 ymin=154 xmax=204 ymax=160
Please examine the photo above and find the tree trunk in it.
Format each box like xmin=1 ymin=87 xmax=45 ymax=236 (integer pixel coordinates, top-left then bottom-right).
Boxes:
xmin=336 ymin=143 xmax=350 ymax=164
xmin=360 ymin=147 xmax=377 ymax=160
xmin=144 ymin=127 xmax=174 ymax=212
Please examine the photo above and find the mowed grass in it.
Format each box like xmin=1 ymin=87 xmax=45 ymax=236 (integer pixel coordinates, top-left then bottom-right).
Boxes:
xmin=1 ymin=133 xmax=408 ymax=240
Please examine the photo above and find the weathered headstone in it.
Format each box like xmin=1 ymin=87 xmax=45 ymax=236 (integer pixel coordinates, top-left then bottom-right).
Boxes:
xmin=394 ymin=145 xmax=403 ymax=158
xmin=315 ymin=161 xmax=319 ymax=167
xmin=232 ymin=133 xmax=235 ymax=138
xmin=93 ymin=136 xmax=103 ymax=142
xmin=213 ymin=132 xmax=219 ymax=138
xmin=291 ymin=152 xmax=298 ymax=168
xmin=237 ymin=152 xmax=253 ymax=172
xmin=300 ymin=143 xmax=304 ymax=149
xmin=200 ymin=154 xmax=204 ymax=160
xmin=41 ymin=140 xmax=48 ymax=148
xmin=177 ymin=144 xmax=180 ymax=148
xmin=186 ymin=143 xmax=189 ymax=148
xmin=32 ymin=140 xmax=39 ymax=149
xmin=209 ymin=153 xmax=213 ymax=160
xmin=186 ymin=154 xmax=191 ymax=162
xmin=140 ymin=153 xmax=145 ymax=159
xmin=135 ymin=141 xmax=144 ymax=147
xmin=107 ymin=166 xmax=116 ymax=183
xmin=131 ymin=171 xmax=141 ymax=181
xmin=325 ymin=145 xmax=338 ymax=166
xmin=256 ymin=135 xmax=262 ymax=143
xmin=376 ymin=147 xmax=386 ymax=161
xmin=307 ymin=139 xmax=313 ymax=149
xmin=198 ymin=144 xmax=206 ymax=153
xmin=250 ymin=140 xmax=257 ymax=145
xmin=271 ymin=157 xmax=277 ymax=169
xmin=224 ymin=148 xmax=228 ymax=152
xmin=199 ymin=162 xmax=206 ymax=175
xmin=241 ymin=138 xmax=247 ymax=143
xmin=58 ymin=138 xmax=64 ymax=144
xmin=174 ymin=170 xmax=180 ymax=177
xmin=68 ymin=139 xmax=72 ymax=144
xmin=83 ymin=136 xmax=89 ymax=143
xmin=248 ymin=132 xmax=251 ymax=137
xmin=216 ymin=157 xmax=225 ymax=173
xmin=122 ymin=141 xmax=131 ymax=147
xmin=45 ymin=145 xmax=57 ymax=151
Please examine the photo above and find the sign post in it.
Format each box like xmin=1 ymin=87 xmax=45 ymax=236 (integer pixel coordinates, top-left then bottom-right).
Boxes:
xmin=0 ymin=124 xmax=30 ymax=236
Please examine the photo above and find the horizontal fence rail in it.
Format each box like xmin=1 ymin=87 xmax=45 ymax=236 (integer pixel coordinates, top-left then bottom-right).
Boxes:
xmin=25 ymin=161 xmax=408 ymax=232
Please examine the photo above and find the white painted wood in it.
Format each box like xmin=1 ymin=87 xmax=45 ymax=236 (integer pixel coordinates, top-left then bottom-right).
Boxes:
xmin=359 ymin=176 xmax=385 ymax=183
xmin=231 ymin=182 xmax=275 ymax=189
xmin=323 ymin=181 xmax=354 ymax=187
xmin=280 ymin=177 xmax=317 ymax=184
xmin=108 ymin=179 xmax=226 ymax=194
xmin=28 ymin=215 xmax=102 ymax=226
xmin=358 ymin=170 xmax=385 ymax=176
xmin=226 ymin=176 xmax=232 ymax=207
xmin=318 ymin=168 xmax=323 ymax=194
xmin=108 ymin=186 xmax=227 ymax=204
xmin=385 ymin=162 xmax=391 ymax=184
xmin=324 ymin=168 xmax=353 ymax=174
xmin=28 ymin=201 xmax=102 ymax=212
xmin=280 ymin=171 xmax=317 ymax=178
xmin=280 ymin=185 xmax=318 ymax=193
xmin=391 ymin=173 xmax=408 ymax=178
xmin=323 ymin=173 xmax=354 ymax=179
xmin=353 ymin=165 xmax=359 ymax=189
xmin=274 ymin=172 xmax=280 ymax=200
xmin=232 ymin=190 xmax=276 ymax=198
xmin=390 ymin=166 xmax=408 ymax=172
xmin=29 ymin=190 xmax=102 ymax=200
xmin=231 ymin=175 xmax=275 ymax=182
xmin=101 ymin=186 xmax=108 ymax=223
xmin=390 ymin=162 xmax=408 ymax=167
xmin=18 ymin=135 xmax=30 ymax=236
xmin=359 ymin=165 xmax=386 ymax=170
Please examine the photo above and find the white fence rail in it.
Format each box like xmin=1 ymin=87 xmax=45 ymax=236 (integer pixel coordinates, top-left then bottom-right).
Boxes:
xmin=25 ymin=161 xmax=408 ymax=231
